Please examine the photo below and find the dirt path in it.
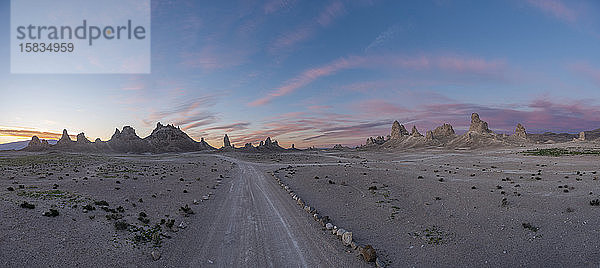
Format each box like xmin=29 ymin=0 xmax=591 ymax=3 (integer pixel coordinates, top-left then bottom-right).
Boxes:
xmin=161 ymin=155 xmax=365 ymax=267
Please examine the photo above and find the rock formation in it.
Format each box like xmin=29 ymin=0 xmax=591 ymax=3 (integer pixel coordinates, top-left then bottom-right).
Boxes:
xmin=223 ymin=134 xmax=232 ymax=148
xmin=144 ymin=123 xmax=212 ymax=152
xmin=468 ymin=113 xmax=492 ymax=134
xmin=513 ymin=123 xmax=527 ymax=139
xmin=30 ymin=136 xmax=41 ymax=146
xmin=76 ymin=133 xmax=91 ymax=143
xmin=426 ymin=123 xmax=455 ymax=141
xmin=366 ymin=136 xmax=386 ymax=146
xmin=257 ymin=137 xmax=285 ymax=151
xmin=579 ymin=131 xmax=586 ymax=141
xmin=22 ymin=123 xmax=216 ymax=153
xmin=107 ymin=126 xmax=147 ymax=153
xmin=410 ymin=126 xmax=423 ymax=137
xmin=24 ymin=136 xmax=51 ymax=151
xmin=56 ymin=129 xmax=73 ymax=146
xmin=390 ymin=121 xmax=409 ymax=139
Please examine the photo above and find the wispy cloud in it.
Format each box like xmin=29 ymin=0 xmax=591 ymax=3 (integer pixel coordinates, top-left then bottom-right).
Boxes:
xmin=250 ymin=54 xmax=507 ymax=106
xmin=144 ymin=95 xmax=220 ymax=132
xmin=317 ymin=0 xmax=347 ymax=26
xmin=365 ymin=23 xmax=404 ymax=52
xmin=264 ymin=0 xmax=298 ymax=14
xmin=203 ymin=122 xmax=251 ymax=132
xmin=250 ymin=56 xmax=364 ymax=106
xmin=526 ymin=0 xmax=578 ymax=23
xmin=269 ymin=1 xmax=347 ymax=53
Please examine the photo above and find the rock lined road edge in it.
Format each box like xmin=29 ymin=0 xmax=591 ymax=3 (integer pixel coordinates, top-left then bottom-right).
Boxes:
xmin=270 ymin=171 xmax=387 ymax=267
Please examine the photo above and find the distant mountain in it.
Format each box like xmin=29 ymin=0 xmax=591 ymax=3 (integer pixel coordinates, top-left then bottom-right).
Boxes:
xmin=0 ymin=139 xmax=57 ymax=151
xmin=21 ymin=123 xmax=215 ymax=153
xmin=362 ymin=113 xmax=599 ymax=150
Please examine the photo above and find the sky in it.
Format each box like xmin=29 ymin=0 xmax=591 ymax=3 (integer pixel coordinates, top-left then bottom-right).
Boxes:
xmin=1 ymin=0 xmax=600 ymax=148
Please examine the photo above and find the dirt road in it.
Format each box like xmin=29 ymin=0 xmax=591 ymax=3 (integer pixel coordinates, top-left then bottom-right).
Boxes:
xmin=161 ymin=155 xmax=365 ymax=267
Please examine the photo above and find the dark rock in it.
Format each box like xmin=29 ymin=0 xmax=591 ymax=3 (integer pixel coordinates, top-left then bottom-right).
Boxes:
xmin=360 ymin=245 xmax=377 ymax=262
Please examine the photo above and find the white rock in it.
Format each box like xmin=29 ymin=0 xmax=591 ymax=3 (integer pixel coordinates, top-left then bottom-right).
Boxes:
xmin=178 ymin=221 xmax=187 ymax=229
xmin=342 ymin=232 xmax=353 ymax=246
xmin=336 ymin=228 xmax=346 ymax=237
xmin=151 ymin=250 xmax=161 ymax=261
xmin=326 ymin=223 xmax=333 ymax=230
xmin=193 ymin=199 xmax=199 ymax=204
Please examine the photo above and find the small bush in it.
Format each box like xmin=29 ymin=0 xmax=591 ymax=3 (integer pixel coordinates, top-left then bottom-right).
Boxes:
xmin=43 ymin=209 xmax=59 ymax=217
xmin=114 ymin=220 xmax=128 ymax=230
xmin=94 ymin=200 xmax=109 ymax=206
xmin=20 ymin=201 xmax=35 ymax=209
xmin=522 ymin=222 xmax=539 ymax=232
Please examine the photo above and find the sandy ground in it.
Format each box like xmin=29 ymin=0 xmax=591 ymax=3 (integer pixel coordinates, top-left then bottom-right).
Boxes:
xmin=0 ymin=151 xmax=364 ymax=267
xmin=2 ymin=143 xmax=600 ymax=267
xmin=255 ymin=144 xmax=600 ymax=267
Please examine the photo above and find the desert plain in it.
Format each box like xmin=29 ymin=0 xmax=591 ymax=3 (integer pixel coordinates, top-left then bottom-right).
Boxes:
xmin=2 ymin=140 xmax=600 ymax=267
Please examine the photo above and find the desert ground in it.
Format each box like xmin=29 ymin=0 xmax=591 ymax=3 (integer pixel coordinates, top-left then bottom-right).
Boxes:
xmin=2 ymin=142 xmax=600 ymax=267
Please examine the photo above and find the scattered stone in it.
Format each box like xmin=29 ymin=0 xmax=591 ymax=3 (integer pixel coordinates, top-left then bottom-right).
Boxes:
xmin=151 ymin=250 xmax=161 ymax=261
xmin=43 ymin=209 xmax=59 ymax=217
xmin=342 ymin=231 xmax=353 ymax=246
xmin=326 ymin=223 xmax=334 ymax=230
xmin=360 ymin=245 xmax=377 ymax=262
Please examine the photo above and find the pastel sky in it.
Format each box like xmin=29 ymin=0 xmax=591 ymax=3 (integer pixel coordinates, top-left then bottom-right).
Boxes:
xmin=1 ymin=0 xmax=600 ymax=148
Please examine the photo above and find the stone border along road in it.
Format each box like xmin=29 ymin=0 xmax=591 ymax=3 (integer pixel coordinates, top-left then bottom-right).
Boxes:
xmin=160 ymin=155 xmax=368 ymax=267
xmin=270 ymin=168 xmax=386 ymax=268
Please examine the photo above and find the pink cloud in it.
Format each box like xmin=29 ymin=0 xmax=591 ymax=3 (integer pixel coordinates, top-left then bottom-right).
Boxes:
xmin=357 ymin=100 xmax=412 ymax=115
xmin=317 ymin=1 xmax=347 ymax=26
xmin=250 ymin=54 xmax=507 ymax=106
xmin=268 ymin=1 xmax=347 ymax=53
xmin=356 ymin=96 xmax=600 ymax=135
xmin=436 ymin=56 xmax=506 ymax=74
xmin=269 ymin=26 xmax=314 ymax=53
xmin=181 ymin=45 xmax=247 ymax=71
xmin=208 ymin=94 xmax=600 ymax=148
xmin=249 ymin=56 xmax=365 ymax=106
xmin=526 ymin=0 xmax=578 ymax=23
